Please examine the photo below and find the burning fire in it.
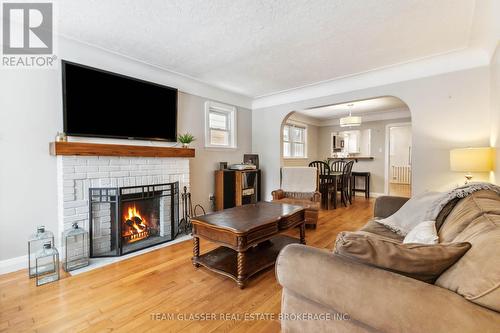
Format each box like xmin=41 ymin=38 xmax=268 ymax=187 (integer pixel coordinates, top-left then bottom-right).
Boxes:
xmin=123 ymin=205 xmax=150 ymax=243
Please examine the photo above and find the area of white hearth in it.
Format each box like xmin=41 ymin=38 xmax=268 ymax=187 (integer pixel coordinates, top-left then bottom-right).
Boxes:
xmin=56 ymin=154 xmax=190 ymax=268
xmin=69 ymin=233 xmax=192 ymax=276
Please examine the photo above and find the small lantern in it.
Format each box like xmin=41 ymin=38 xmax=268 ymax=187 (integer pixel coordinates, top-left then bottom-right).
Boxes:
xmin=35 ymin=242 xmax=60 ymax=286
xmin=28 ymin=226 xmax=55 ymax=278
xmin=63 ymin=222 xmax=89 ymax=272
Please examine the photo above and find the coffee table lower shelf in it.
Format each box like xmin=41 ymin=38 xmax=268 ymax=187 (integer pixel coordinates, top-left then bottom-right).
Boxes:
xmin=192 ymin=235 xmax=299 ymax=288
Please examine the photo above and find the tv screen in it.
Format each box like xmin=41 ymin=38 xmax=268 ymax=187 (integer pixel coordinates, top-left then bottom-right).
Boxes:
xmin=62 ymin=61 xmax=178 ymax=141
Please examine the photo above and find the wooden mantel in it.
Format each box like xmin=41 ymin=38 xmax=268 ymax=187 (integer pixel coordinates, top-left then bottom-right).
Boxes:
xmin=50 ymin=141 xmax=195 ymax=158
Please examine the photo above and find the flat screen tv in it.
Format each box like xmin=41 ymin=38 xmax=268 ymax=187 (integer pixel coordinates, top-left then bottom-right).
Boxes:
xmin=62 ymin=60 xmax=178 ymax=141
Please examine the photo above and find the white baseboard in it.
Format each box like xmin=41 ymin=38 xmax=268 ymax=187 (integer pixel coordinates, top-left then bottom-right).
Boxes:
xmin=0 ymin=255 xmax=27 ymax=275
xmin=352 ymin=192 xmax=384 ymax=198
xmin=0 ymin=234 xmax=193 ymax=276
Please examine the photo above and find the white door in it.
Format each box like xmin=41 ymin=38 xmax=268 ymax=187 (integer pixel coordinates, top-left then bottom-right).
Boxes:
xmin=388 ymin=124 xmax=412 ymax=197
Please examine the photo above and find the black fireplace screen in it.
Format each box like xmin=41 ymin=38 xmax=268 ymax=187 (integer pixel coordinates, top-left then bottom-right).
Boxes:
xmin=89 ymin=182 xmax=179 ymax=257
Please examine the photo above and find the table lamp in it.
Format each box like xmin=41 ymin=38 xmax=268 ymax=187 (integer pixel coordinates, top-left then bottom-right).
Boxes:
xmin=450 ymin=147 xmax=495 ymax=184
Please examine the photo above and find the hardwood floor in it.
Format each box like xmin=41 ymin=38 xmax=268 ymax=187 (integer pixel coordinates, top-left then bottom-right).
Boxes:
xmin=0 ymin=199 xmax=373 ymax=333
xmin=389 ymin=183 xmax=411 ymax=198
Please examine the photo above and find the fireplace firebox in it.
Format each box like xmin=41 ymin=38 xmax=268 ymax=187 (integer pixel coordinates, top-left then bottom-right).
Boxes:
xmin=89 ymin=182 xmax=179 ymax=257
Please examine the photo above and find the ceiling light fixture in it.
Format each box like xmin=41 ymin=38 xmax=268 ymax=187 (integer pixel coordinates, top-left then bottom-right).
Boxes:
xmin=339 ymin=103 xmax=362 ymax=127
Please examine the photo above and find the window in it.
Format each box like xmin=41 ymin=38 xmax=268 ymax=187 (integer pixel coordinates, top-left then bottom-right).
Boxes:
xmin=283 ymin=124 xmax=306 ymax=158
xmin=205 ymin=101 xmax=237 ymax=148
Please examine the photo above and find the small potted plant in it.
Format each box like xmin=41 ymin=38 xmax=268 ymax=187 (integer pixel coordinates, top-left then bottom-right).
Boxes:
xmin=178 ymin=133 xmax=196 ymax=148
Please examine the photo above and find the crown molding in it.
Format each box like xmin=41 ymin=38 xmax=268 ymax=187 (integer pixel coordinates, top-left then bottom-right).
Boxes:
xmin=252 ymin=48 xmax=489 ymax=110
xmin=58 ymin=35 xmax=253 ymax=109
xmin=318 ymin=108 xmax=411 ymax=127
xmin=286 ymin=113 xmax=322 ymax=127
xmin=292 ymin=107 xmax=411 ymax=127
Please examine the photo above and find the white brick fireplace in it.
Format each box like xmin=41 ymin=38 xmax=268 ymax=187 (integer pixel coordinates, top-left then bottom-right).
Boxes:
xmin=56 ymin=155 xmax=190 ymax=251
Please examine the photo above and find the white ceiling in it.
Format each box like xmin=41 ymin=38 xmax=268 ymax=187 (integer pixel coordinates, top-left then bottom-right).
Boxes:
xmin=296 ymin=96 xmax=408 ymax=120
xmin=55 ymin=0 xmax=477 ymax=98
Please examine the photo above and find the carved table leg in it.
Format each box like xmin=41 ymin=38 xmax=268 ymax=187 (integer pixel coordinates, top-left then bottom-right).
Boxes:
xmin=192 ymin=236 xmax=200 ymax=267
xmin=300 ymin=223 xmax=306 ymax=245
xmin=236 ymin=251 xmax=247 ymax=289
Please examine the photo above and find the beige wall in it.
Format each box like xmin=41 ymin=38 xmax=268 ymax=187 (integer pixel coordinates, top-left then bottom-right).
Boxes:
xmin=317 ymin=118 xmax=411 ymax=195
xmin=178 ymin=93 xmax=252 ymax=211
xmin=282 ymin=113 xmax=320 ymax=167
xmin=253 ymin=66 xmax=492 ymax=202
xmin=491 ymin=43 xmax=500 ymax=184
xmin=0 ymin=39 xmax=251 ymax=263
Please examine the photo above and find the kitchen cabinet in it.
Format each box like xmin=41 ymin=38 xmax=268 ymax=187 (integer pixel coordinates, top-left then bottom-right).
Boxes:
xmin=345 ymin=130 xmax=360 ymax=154
xmin=331 ymin=129 xmax=371 ymax=156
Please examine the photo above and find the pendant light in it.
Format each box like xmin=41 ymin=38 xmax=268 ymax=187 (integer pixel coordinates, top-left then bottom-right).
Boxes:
xmin=339 ymin=103 xmax=362 ymax=127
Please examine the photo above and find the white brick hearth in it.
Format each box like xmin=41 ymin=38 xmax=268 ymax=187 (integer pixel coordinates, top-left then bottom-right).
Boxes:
xmin=56 ymin=156 xmax=190 ymax=250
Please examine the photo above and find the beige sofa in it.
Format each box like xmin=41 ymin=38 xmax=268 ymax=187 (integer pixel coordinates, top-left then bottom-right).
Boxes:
xmin=276 ymin=190 xmax=500 ymax=332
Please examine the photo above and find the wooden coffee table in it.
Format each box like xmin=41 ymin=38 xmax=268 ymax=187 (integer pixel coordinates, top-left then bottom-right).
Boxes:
xmin=191 ymin=202 xmax=306 ymax=288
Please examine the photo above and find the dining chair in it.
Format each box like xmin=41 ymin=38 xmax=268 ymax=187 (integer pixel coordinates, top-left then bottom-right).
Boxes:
xmin=339 ymin=161 xmax=354 ymax=207
xmin=330 ymin=160 xmax=347 ymax=190
xmin=329 ymin=160 xmax=347 ymax=173
xmin=308 ymin=161 xmax=333 ymax=209
xmin=309 ymin=161 xmax=330 ymax=176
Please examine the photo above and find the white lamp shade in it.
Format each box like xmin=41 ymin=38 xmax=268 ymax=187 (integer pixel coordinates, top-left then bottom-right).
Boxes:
xmin=450 ymin=147 xmax=495 ymax=172
xmin=339 ymin=116 xmax=362 ymax=127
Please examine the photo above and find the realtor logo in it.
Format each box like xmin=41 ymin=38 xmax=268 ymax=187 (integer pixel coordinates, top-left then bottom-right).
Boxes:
xmin=3 ymin=2 xmax=53 ymax=54
xmin=2 ymin=2 xmax=56 ymax=67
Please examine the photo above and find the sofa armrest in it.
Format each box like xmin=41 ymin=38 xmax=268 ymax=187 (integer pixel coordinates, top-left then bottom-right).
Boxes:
xmin=272 ymin=189 xmax=285 ymax=200
xmin=276 ymin=244 xmax=500 ymax=332
xmin=373 ymin=195 xmax=409 ymax=218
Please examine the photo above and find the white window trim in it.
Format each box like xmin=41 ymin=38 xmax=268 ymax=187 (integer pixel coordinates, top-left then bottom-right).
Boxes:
xmin=204 ymin=101 xmax=237 ymax=149
xmin=283 ymin=123 xmax=307 ymax=159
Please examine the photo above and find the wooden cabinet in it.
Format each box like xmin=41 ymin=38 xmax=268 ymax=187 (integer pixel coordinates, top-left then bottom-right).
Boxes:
xmin=214 ymin=170 xmax=261 ymax=211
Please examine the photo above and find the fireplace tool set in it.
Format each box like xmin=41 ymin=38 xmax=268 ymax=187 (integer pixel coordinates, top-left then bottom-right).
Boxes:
xmin=178 ymin=186 xmax=205 ymax=235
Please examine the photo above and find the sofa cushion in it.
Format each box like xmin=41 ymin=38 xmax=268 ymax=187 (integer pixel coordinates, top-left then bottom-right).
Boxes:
xmin=435 ymin=214 xmax=500 ymax=312
xmin=439 ymin=190 xmax=500 ymax=242
xmin=334 ymin=231 xmax=471 ymax=283
xmin=359 ymin=219 xmax=404 ymax=241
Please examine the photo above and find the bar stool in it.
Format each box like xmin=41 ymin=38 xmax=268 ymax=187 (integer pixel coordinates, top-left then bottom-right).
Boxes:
xmin=351 ymin=171 xmax=370 ymax=199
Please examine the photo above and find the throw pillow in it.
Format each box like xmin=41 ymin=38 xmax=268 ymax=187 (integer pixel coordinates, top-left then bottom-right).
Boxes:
xmin=375 ymin=191 xmax=444 ymax=235
xmin=334 ymin=231 xmax=471 ymax=283
xmin=403 ymin=220 xmax=439 ymax=244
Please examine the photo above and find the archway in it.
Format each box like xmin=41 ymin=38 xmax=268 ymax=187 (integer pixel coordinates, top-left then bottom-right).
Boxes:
xmin=278 ymin=96 xmax=413 ymax=197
